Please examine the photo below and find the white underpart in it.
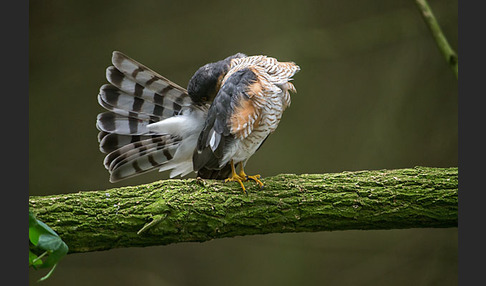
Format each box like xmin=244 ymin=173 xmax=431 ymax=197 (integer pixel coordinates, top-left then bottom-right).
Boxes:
xmin=147 ymin=107 xmax=206 ymax=177
xmin=221 ymin=89 xmax=286 ymax=167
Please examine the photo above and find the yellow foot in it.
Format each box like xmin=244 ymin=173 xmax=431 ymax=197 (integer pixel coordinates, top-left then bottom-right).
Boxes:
xmin=245 ymin=174 xmax=264 ymax=189
xmin=225 ymin=174 xmax=247 ymax=194
xmin=239 ymin=169 xmax=264 ymax=190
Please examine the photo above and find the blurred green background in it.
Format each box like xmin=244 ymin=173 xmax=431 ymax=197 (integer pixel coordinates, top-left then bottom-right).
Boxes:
xmin=29 ymin=0 xmax=457 ymax=285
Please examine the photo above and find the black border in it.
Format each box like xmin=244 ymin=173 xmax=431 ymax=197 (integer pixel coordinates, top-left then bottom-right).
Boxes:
xmin=458 ymin=0 xmax=482 ymax=285
xmin=4 ymin=0 xmax=29 ymax=285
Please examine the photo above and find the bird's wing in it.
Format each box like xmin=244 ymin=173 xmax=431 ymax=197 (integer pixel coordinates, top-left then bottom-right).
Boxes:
xmin=193 ymin=66 xmax=274 ymax=170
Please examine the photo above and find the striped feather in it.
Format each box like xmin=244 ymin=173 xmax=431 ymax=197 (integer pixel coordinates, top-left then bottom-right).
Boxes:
xmin=96 ymin=51 xmax=202 ymax=182
xmin=108 ymin=143 xmax=177 ymax=174
xmin=111 ymin=51 xmax=187 ymax=96
xmin=103 ymin=136 xmax=180 ymax=169
xmin=105 ymin=66 xmax=187 ymax=108
xmin=108 ymin=51 xmax=193 ymax=109
xmin=98 ymin=132 xmax=158 ymax=154
xmin=96 ymin=112 xmax=152 ymax=135
xmin=107 ymin=137 xmax=181 ymax=182
xmin=98 ymin=131 xmax=110 ymax=143
xmin=105 ymin=66 xmax=194 ymax=120
xmin=98 ymin=84 xmax=181 ymax=121
xmin=109 ymin=149 xmax=176 ymax=182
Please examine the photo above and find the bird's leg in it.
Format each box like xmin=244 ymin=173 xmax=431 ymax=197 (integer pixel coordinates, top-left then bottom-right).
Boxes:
xmin=224 ymin=160 xmax=247 ymax=193
xmin=238 ymin=162 xmax=264 ymax=189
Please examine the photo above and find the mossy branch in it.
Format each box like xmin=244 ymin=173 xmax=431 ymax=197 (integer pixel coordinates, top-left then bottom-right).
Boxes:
xmin=415 ymin=0 xmax=458 ymax=78
xmin=29 ymin=167 xmax=457 ymax=254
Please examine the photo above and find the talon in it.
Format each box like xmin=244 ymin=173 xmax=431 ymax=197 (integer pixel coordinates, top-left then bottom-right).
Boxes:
xmin=224 ymin=161 xmax=265 ymax=193
xmin=247 ymin=175 xmax=264 ymax=188
xmin=225 ymin=160 xmax=247 ymax=194
xmin=237 ymin=163 xmax=264 ymax=190
xmin=225 ymin=176 xmax=246 ymax=192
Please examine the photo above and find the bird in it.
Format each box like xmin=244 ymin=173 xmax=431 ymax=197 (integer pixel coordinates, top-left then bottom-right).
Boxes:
xmin=96 ymin=51 xmax=300 ymax=192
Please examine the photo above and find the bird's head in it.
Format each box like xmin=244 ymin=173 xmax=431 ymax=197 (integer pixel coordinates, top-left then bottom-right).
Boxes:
xmin=187 ymin=53 xmax=246 ymax=104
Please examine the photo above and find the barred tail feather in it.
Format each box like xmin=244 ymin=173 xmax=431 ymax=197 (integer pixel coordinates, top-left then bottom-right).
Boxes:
xmin=104 ymin=136 xmax=181 ymax=182
xmin=106 ymin=134 xmax=200 ymax=182
xmin=96 ymin=112 xmax=152 ymax=135
xmin=111 ymin=51 xmax=188 ymax=98
xmin=104 ymin=136 xmax=180 ymax=170
xmin=108 ymin=144 xmax=173 ymax=174
xmin=104 ymin=68 xmax=189 ymax=119
xmin=98 ymin=84 xmax=168 ymax=121
xmin=98 ymin=132 xmax=158 ymax=154
xmin=97 ymin=51 xmax=207 ymax=182
xmin=109 ymin=149 xmax=177 ymax=182
xmin=107 ymin=53 xmax=193 ymax=112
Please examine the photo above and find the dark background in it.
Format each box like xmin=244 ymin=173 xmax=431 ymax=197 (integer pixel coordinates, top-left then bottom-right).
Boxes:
xmin=29 ymin=0 xmax=458 ymax=285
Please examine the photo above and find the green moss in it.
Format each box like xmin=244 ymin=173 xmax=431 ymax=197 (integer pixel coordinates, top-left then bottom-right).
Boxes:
xmin=29 ymin=167 xmax=457 ymax=254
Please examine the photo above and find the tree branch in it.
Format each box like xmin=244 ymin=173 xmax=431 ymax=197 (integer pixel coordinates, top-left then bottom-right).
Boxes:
xmin=29 ymin=167 xmax=457 ymax=254
xmin=415 ymin=0 xmax=458 ymax=78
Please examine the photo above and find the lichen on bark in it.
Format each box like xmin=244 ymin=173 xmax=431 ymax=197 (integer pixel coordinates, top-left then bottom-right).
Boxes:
xmin=29 ymin=166 xmax=458 ymax=254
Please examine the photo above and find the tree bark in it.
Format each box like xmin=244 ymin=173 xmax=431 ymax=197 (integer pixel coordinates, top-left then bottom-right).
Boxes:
xmin=29 ymin=166 xmax=457 ymax=254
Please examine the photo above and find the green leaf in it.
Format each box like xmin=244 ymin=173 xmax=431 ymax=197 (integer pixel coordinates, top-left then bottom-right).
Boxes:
xmin=37 ymin=233 xmax=63 ymax=252
xmin=29 ymin=211 xmax=69 ymax=280
xmin=35 ymin=219 xmax=58 ymax=236
xmin=38 ymin=234 xmax=69 ymax=268
xmin=29 ymin=212 xmax=41 ymax=245
xmin=29 ymin=211 xmax=37 ymax=226
xmin=29 ymin=212 xmax=63 ymax=247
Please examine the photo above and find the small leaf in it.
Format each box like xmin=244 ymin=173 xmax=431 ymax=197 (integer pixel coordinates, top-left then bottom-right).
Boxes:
xmin=29 ymin=211 xmax=38 ymax=227
xmin=29 ymin=212 xmax=61 ymax=246
xmin=40 ymin=238 xmax=68 ymax=269
xmin=37 ymin=234 xmax=62 ymax=252
xmin=29 ymin=212 xmax=41 ymax=245
xmin=35 ymin=219 xmax=59 ymax=236
xmin=28 ymin=211 xmax=69 ymax=281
